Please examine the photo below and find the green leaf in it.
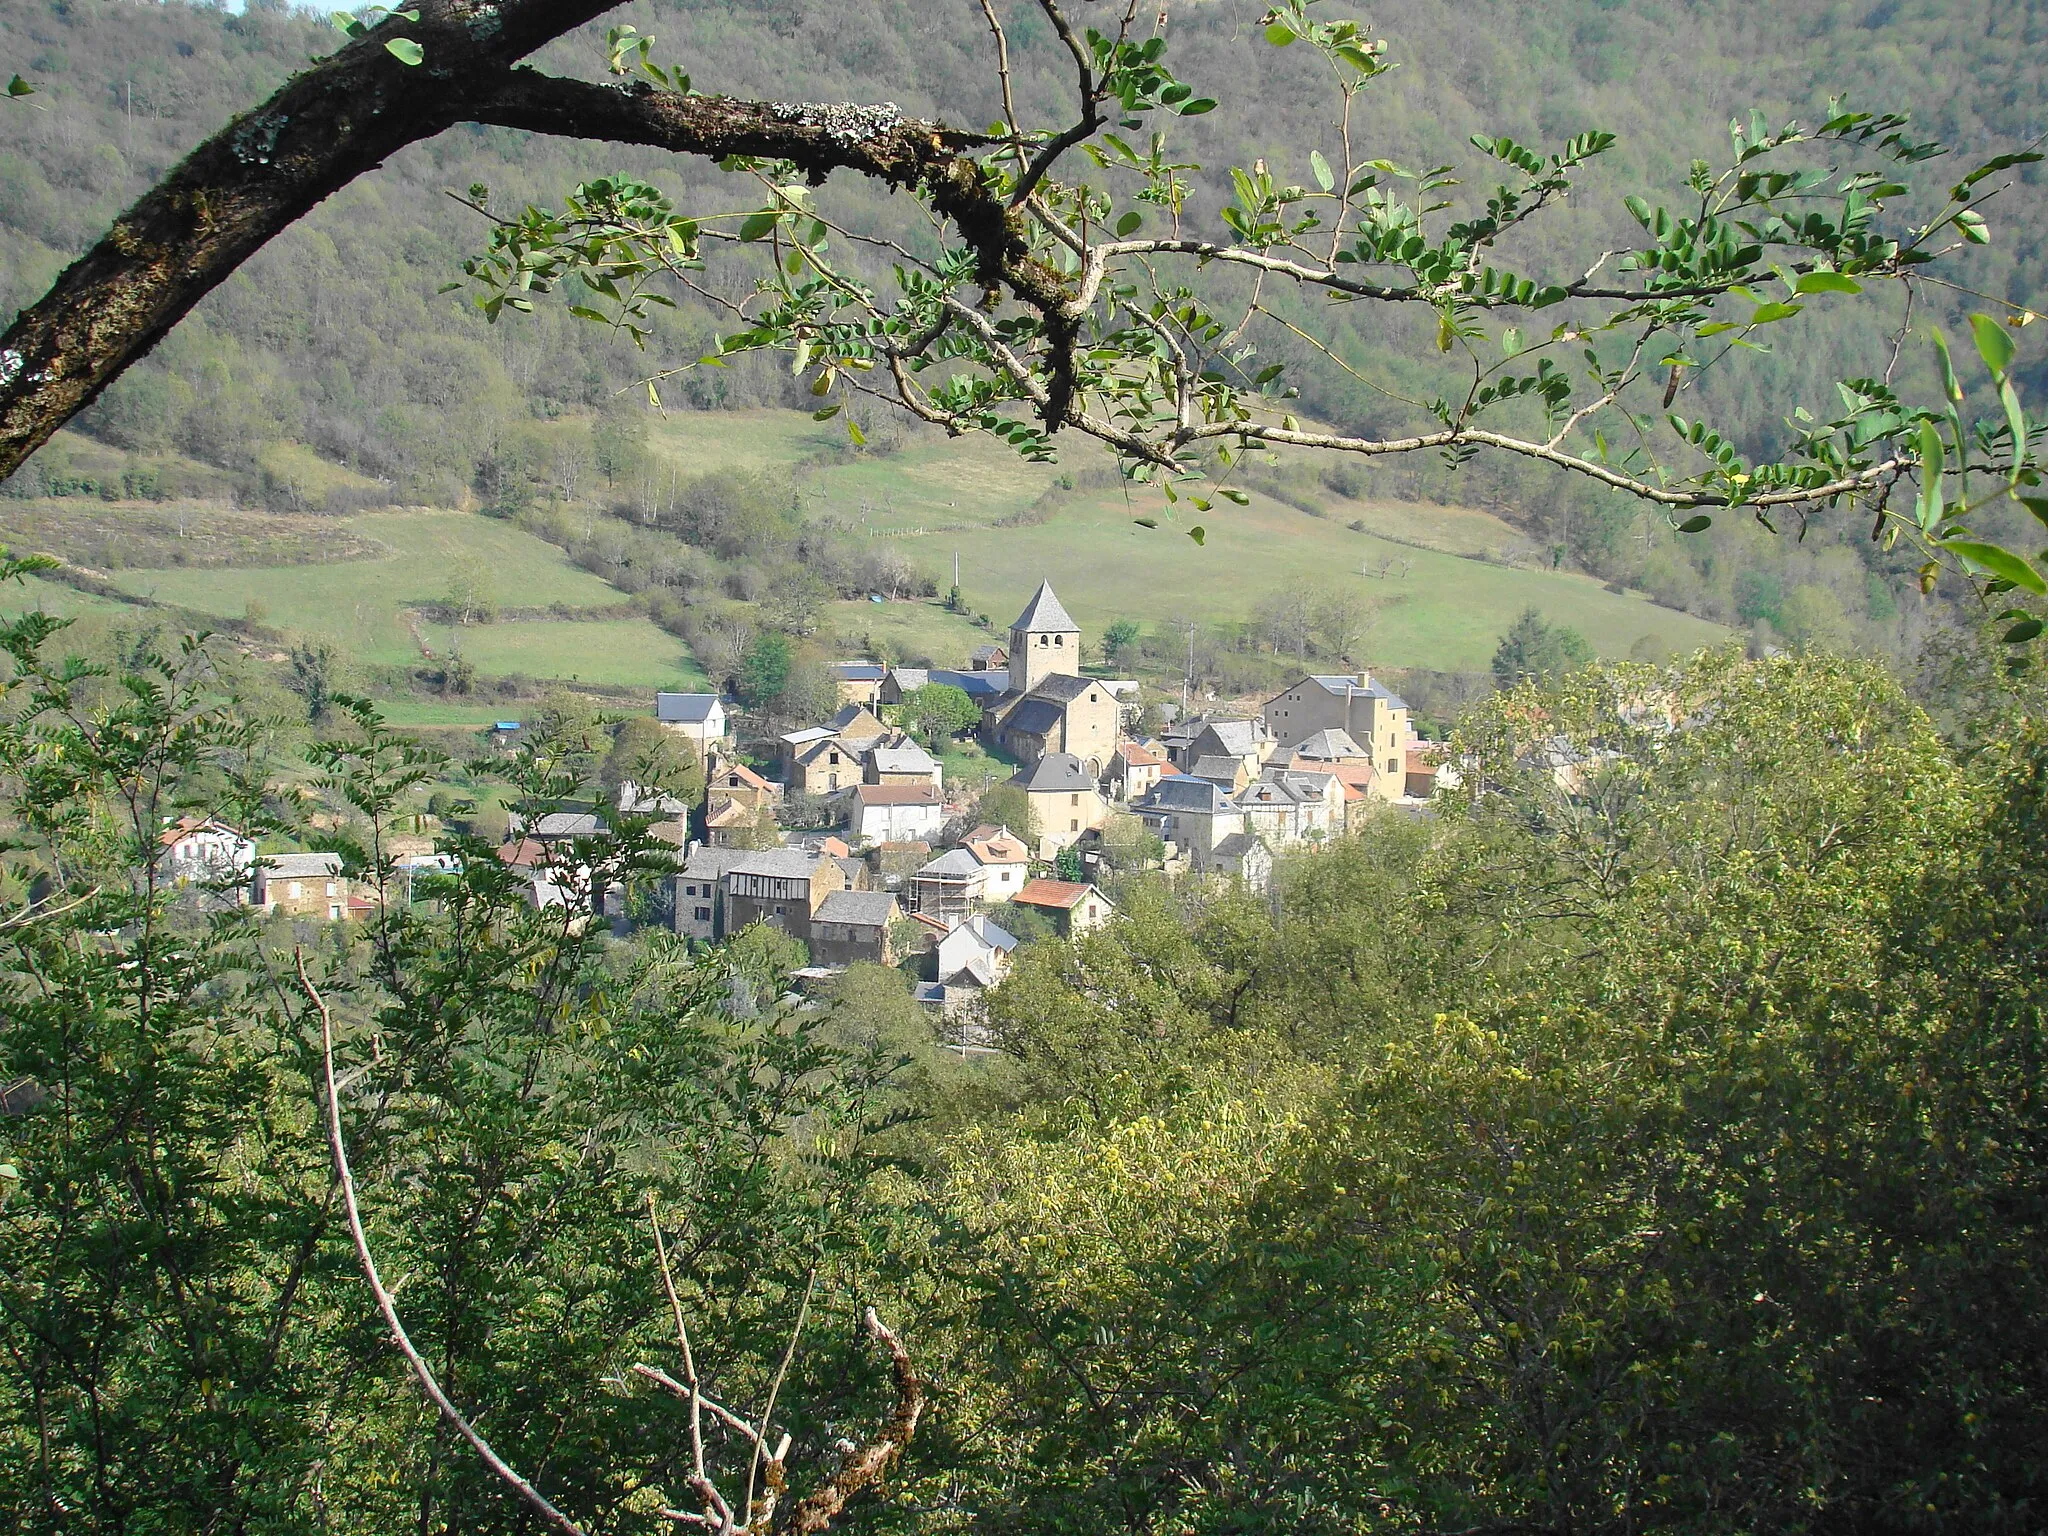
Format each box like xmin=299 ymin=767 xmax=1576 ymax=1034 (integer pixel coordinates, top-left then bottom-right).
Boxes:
xmin=1917 ymin=420 xmax=1945 ymax=531
xmin=1970 ymin=312 xmax=2017 ymax=379
xmin=1954 ymin=208 xmax=1990 ymax=243
xmin=5 ymin=74 xmax=34 ymax=97
xmin=1219 ymin=487 xmax=1250 ymax=505
xmin=1264 ymin=20 xmax=1296 ymax=44
xmin=2002 ymin=617 xmax=2044 ymax=644
xmin=738 ymin=210 xmax=781 ymax=242
xmin=1309 ymin=150 xmax=1335 ymax=193
xmin=1133 ymin=516 xmax=1160 ymax=529
xmin=2020 ymin=495 xmax=2048 ymax=529
xmin=1178 ymin=98 xmax=1217 ymax=115
xmin=384 ymin=36 xmax=424 ymax=65
xmin=2000 ymin=379 xmax=2028 ymax=481
xmin=1501 ymin=327 xmax=1523 ymax=357
xmin=845 ymin=418 xmax=866 ymax=447
xmin=812 ymin=403 xmax=841 ymax=420
xmin=1114 ymin=210 xmax=1142 ymax=237
xmin=1930 ymin=327 xmax=1964 ymax=404
xmin=1792 ymin=271 xmax=1862 ymax=296
xmin=1748 ymin=302 xmax=1804 ymax=325
xmin=1943 ymin=538 xmax=2047 ymax=594
xmin=1677 ymin=515 xmax=1713 ymax=533
xmin=1187 ymin=525 xmax=1207 ymax=546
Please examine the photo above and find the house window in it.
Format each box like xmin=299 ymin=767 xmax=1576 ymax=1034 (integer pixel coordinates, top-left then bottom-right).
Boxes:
xmin=326 ymin=882 xmax=337 ymax=897
xmin=829 ymin=751 xmax=840 ymax=764
xmin=775 ymin=904 xmax=786 ymax=915
xmin=288 ymin=881 xmax=302 ymax=899
xmin=1054 ymin=634 xmax=1064 ymax=646
xmin=1069 ymin=819 xmax=1079 ymax=831
xmin=1070 ymin=793 xmax=1079 ymax=806
xmin=1388 ymin=759 xmax=1398 ymax=774
xmin=695 ymin=906 xmax=711 ymax=921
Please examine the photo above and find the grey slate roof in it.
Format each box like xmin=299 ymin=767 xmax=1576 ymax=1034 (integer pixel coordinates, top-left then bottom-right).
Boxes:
xmin=1195 ymin=718 xmax=1267 ymax=756
xmin=888 ymin=667 xmax=930 ymax=692
xmin=532 ymin=811 xmax=604 ymax=839
xmin=1238 ymin=779 xmax=1302 ymax=806
xmin=833 ymin=661 xmax=886 ymax=682
xmin=728 ymin=848 xmax=828 ymax=880
xmin=655 ymin=692 xmax=721 ymax=724
xmin=1190 ymin=755 xmax=1246 ymax=786
xmin=918 ymin=847 xmax=983 ymax=879
xmin=1002 ymin=698 xmax=1065 ymax=738
xmin=1293 ymin=727 xmax=1367 ymax=760
xmin=1009 ymin=752 xmax=1097 ymax=793
xmin=680 ymin=845 xmax=755 ymax=881
xmin=814 ymin=890 xmax=899 ymax=927
xmin=1211 ymin=832 xmax=1268 ymax=860
xmin=870 ymin=743 xmax=939 ymax=776
xmin=1029 ymin=673 xmax=1104 ymax=704
xmin=1138 ymin=775 xmax=1238 ymax=814
xmin=931 ymin=667 xmax=1009 ymax=698
xmin=1010 ymin=580 xmax=1080 ymax=634
xmin=1301 ymin=673 xmax=1409 ymax=711
xmin=259 ymin=851 xmax=343 ymax=878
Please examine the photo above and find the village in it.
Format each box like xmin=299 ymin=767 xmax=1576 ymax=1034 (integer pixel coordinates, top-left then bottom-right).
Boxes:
xmin=152 ymin=579 xmax=1444 ymax=1031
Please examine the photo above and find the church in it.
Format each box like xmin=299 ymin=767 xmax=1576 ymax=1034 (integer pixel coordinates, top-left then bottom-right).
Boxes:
xmin=984 ymin=580 xmax=1122 ymax=776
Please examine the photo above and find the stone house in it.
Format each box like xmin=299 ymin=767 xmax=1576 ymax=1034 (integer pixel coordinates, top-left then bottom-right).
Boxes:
xmin=704 ymin=759 xmax=780 ymax=847
xmin=911 ymin=847 xmax=983 ymax=921
xmin=1180 ymin=717 xmax=1277 ymax=779
xmin=831 ymin=661 xmax=886 ymax=708
xmin=867 ymin=740 xmax=942 ymax=788
xmin=672 ymin=844 xmax=752 ymax=942
xmin=1011 ymin=878 xmax=1117 ymax=937
xmin=1006 ymin=753 xmax=1110 ymax=858
xmin=994 ymin=673 xmax=1122 ymax=774
xmin=1133 ymin=774 xmax=1245 ymax=868
xmin=1261 ymin=674 xmax=1410 ymax=798
xmin=808 ymin=889 xmax=900 ymax=966
xmin=848 ymin=783 xmax=947 ymax=844
xmin=655 ymin=692 xmax=729 ymax=757
xmin=962 ymin=825 xmax=1032 ymax=900
xmin=722 ymin=848 xmax=852 ymax=944
xmin=1207 ymin=832 xmax=1275 ymax=892
xmin=156 ymin=815 xmax=254 ymax=895
xmin=1106 ymin=742 xmax=1172 ymax=803
xmin=254 ymin=852 xmax=348 ymax=920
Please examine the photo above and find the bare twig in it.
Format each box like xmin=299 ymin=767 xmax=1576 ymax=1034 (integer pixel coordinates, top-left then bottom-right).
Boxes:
xmin=301 ymin=948 xmax=588 ymax=1536
xmin=743 ymin=1268 xmax=815 ymax=1529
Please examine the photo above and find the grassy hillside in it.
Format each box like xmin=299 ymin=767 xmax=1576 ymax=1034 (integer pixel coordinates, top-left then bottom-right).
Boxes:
xmin=652 ymin=409 xmax=1728 ymax=673
xmin=69 ymin=507 xmax=707 ymax=690
xmin=2 ymin=411 xmax=1718 ymax=704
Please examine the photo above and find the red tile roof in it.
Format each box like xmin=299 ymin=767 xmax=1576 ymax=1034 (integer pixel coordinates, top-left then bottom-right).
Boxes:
xmin=1014 ymin=878 xmax=1095 ymax=910
xmin=496 ymin=838 xmax=547 ymax=867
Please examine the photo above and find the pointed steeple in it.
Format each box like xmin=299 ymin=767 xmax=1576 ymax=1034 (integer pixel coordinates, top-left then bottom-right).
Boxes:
xmin=1010 ymin=579 xmax=1079 ymax=636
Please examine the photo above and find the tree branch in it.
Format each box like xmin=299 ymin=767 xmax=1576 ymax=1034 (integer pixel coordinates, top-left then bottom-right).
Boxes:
xmin=779 ymin=1309 xmax=923 ymax=1536
xmin=0 ymin=0 xmax=627 ymax=479
xmin=301 ymin=948 xmax=589 ymax=1536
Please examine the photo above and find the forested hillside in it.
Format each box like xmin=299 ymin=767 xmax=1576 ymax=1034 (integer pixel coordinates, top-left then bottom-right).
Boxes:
xmin=3 ymin=0 xmax=2043 ymax=662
